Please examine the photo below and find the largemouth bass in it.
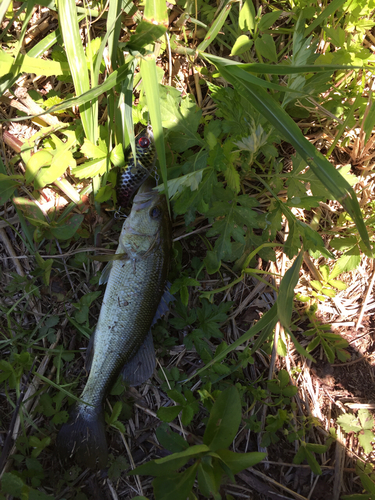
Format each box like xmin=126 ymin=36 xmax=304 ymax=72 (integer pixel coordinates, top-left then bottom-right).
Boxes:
xmin=56 ymin=181 xmax=171 ymax=469
xmin=117 ymin=126 xmax=157 ymax=209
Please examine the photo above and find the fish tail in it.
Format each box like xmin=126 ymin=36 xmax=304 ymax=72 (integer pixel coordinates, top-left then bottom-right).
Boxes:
xmin=56 ymin=403 xmax=108 ymax=469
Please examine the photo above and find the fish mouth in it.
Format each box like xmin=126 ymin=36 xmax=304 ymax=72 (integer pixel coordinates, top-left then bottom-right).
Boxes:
xmin=133 ymin=178 xmax=158 ymax=211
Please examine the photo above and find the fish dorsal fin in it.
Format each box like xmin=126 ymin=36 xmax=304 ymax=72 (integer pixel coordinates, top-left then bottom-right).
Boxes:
xmin=121 ymin=330 xmax=156 ymax=386
xmin=99 ymin=261 xmax=112 ymax=286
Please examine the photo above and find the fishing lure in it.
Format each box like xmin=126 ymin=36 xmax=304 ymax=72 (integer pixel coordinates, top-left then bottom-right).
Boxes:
xmin=116 ymin=126 xmax=157 ymax=209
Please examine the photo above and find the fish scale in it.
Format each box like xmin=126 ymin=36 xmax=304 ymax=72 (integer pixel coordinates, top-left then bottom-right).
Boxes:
xmin=56 ymin=182 xmax=171 ymax=469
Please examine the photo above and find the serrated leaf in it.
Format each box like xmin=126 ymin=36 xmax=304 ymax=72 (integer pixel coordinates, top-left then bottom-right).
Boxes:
xmin=71 ymin=157 xmax=108 ymax=179
xmin=358 ymin=430 xmax=374 ymax=454
xmin=337 ymin=413 xmax=362 ymax=433
xmin=358 ymin=409 xmax=374 ymax=430
xmin=157 ymin=405 xmax=182 ymax=422
xmin=206 ymin=197 xmax=259 ymax=261
xmin=181 ymin=405 xmax=195 ymax=426
xmin=81 ymin=138 xmax=107 ymax=159
xmin=156 ymin=169 xmax=205 ymax=199
xmin=168 ymin=389 xmax=186 ymax=406
xmin=330 ymin=246 xmax=361 ymax=279
xmin=159 ymin=87 xmax=204 ymax=152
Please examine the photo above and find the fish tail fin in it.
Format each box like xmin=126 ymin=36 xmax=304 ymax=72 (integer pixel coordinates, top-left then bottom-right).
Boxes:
xmin=56 ymin=403 xmax=108 ymax=469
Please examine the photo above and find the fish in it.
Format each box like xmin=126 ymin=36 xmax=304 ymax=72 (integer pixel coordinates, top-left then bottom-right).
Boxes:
xmin=56 ymin=180 xmax=172 ymax=469
xmin=117 ymin=126 xmax=157 ymax=209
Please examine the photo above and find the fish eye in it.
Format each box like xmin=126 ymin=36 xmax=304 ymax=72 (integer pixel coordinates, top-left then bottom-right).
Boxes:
xmin=150 ymin=206 xmax=161 ymax=219
xmin=138 ymin=136 xmax=150 ymax=148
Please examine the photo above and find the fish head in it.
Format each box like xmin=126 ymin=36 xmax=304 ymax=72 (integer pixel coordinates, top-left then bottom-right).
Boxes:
xmin=120 ymin=181 xmax=171 ymax=257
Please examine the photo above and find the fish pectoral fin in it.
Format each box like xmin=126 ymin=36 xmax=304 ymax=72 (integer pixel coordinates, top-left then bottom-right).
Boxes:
xmin=121 ymin=330 xmax=156 ymax=387
xmin=99 ymin=261 xmax=112 ymax=285
xmin=151 ymin=283 xmax=175 ymax=328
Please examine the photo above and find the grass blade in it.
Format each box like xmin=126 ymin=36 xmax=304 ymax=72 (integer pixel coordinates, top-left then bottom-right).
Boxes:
xmin=305 ymin=0 xmax=347 ymax=36
xmin=58 ymin=0 xmax=95 ymax=142
xmin=198 ymin=0 xmax=233 ymax=52
xmin=140 ymin=53 xmax=169 ymax=208
xmin=144 ymin=0 xmax=168 ymax=25
xmin=107 ymin=0 xmax=123 ymax=68
xmin=2 ymin=59 xmax=134 ymax=123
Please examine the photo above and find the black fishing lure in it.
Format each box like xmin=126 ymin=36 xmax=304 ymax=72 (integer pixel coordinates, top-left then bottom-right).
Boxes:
xmin=117 ymin=126 xmax=157 ymax=209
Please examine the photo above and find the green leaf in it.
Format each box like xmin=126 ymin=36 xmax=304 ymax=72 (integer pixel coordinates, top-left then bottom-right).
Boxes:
xmin=204 ymin=250 xmax=221 ymax=275
xmin=206 ymin=195 xmax=260 ymax=261
xmin=140 ymin=54 xmax=169 ymax=206
xmin=153 ymin=463 xmax=198 ymax=500
xmin=217 ymin=450 xmax=266 ymax=474
xmin=49 ymin=214 xmax=84 ymax=240
xmin=58 ymin=0 xmax=96 ymax=142
xmin=155 ymin=444 xmax=210 ymax=464
xmin=330 ymin=246 xmax=361 ymax=279
xmin=337 ymin=413 xmax=362 ymax=433
xmin=34 ymin=150 xmax=75 ymax=189
xmin=0 ymin=50 xmax=69 ymax=78
xmin=156 ymin=423 xmax=189 ymax=453
xmin=277 ymin=249 xmax=304 ymax=327
xmin=304 ymin=448 xmax=322 ymax=475
xmin=131 ymin=456 xmax=191 ymax=476
xmin=81 ymin=138 xmax=107 ymax=159
xmin=160 ymin=87 xmax=204 ymax=152
xmin=13 ymin=197 xmax=46 ymax=222
xmin=203 ymin=386 xmax=242 ymax=451
xmin=144 ymin=0 xmax=168 ymax=25
xmin=1 ymin=472 xmax=25 ymax=497
xmin=254 ymin=34 xmax=277 ymax=63
xmin=359 ymin=409 xmax=374 ymax=430
xmin=127 ymin=21 xmax=167 ymax=50
xmin=239 ymin=0 xmax=255 ymax=31
xmin=197 ymin=462 xmax=220 ymax=498
xmin=181 ymin=405 xmax=195 ymax=426
xmin=157 ymin=405 xmax=182 ymax=422
xmin=71 ymin=157 xmax=108 ymax=179
xmin=0 ymin=174 xmax=21 ymax=204
xmin=230 ymin=35 xmax=253 ymax=56
xmin=258 ymin=11 xmax=281 ymax=31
